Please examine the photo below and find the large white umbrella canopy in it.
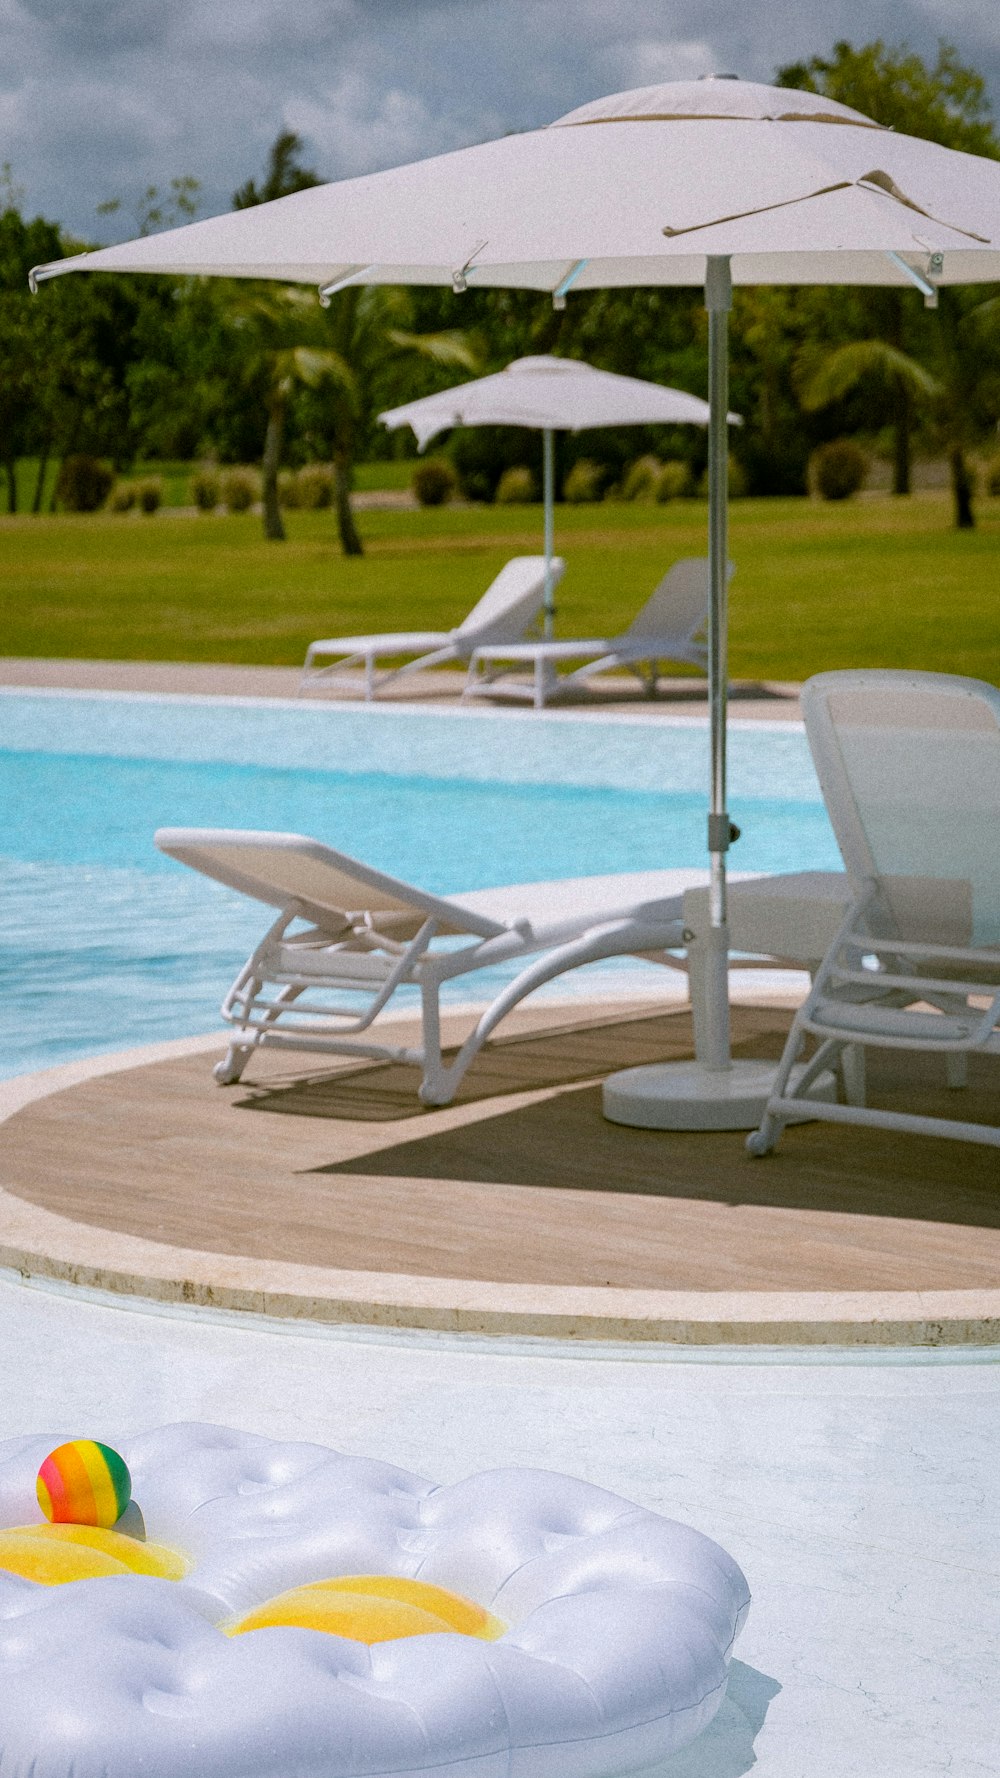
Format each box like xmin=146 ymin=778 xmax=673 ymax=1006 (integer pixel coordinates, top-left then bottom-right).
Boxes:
xmin=379 ymin=353 xmax=733 ymax=636
xmin=34 ymin=76 xmax=1000 ymax=1125
xmin=31 ymin=78 xmax=1000 ymax=295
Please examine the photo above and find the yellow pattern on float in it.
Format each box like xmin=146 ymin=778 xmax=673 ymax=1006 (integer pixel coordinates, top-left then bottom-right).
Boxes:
xmin=0 ymin=1524 xmax=187 ymax=1584
xmin=228 ymin=1575 xmax=505 ymax=1644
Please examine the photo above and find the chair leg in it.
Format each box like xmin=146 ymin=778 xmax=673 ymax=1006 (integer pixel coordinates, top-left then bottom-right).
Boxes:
xmin=213 ymin=1043 xmax=253 ymax=1085
xmin=745 ymin=1021 xmax=810 ymax=1157
xmin=417 ymin=981 xmax=446 ymax=1105
xmin=839 ymin=1043 xmax=867 ymax=1107
xmin=946 ymin=1052 xmax=969 ymax=1089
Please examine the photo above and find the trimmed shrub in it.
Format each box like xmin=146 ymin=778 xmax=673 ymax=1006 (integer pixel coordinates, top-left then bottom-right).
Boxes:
xmin=694 ymin=455 xmax=747 ymax=500
xmin=985 ymin=456 xmax=1000 ymax=496
xmin=137 ymin=476 xmax=163 ymax=514
xmin=296 ymin=463 xmax=334 ymax=509
xmin=740 ymin=436 xmax=810 ymax=497
xmin=655 ymin=460 xmax=693 ymax=502
xmin=191 ymin=465 xmax=221 ymax=511
xmin=277 ymin=470 xmax=301 ymax=509
xmin=412 ymin=458 xmax=457 ymax=507
xmin=451 ymin=426 xmax=538 ymax=502
xmin=293 ymin=462 xmax=332 ymax=512
xmin=621 ymin=454 xmax=662 ymax=501
xmin=563 ymin=458 xmax=604 ymax=504
xmin=55 ymin=455 xmax=115 ymax=513
xmin=108 ymin=481 xmax=136 ymax=513
xmin=222 ymin=467 xmax=259 ymax=513
xmin=495 ymin=466 xmax=537 ymax=504
xmin=811 ymin=438 xmax=868 ymax=501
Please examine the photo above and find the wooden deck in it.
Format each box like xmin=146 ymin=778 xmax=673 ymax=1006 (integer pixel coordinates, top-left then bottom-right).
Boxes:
xmin=3 ymin=1001 xmax=998 ymax=1296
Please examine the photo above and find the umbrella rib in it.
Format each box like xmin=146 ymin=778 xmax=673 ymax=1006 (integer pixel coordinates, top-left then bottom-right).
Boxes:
xmin=553 ymin=260 xmax=589 ymax=297
xmin=552 ymin=259 xmax=589 ymax=311
xmin=318 ymin=265 xmax=378 ymax=303
xmin=452 ymin=242 xmax=489 ymax=293
xmin=885 ymin=251 xmax=939 ymax=305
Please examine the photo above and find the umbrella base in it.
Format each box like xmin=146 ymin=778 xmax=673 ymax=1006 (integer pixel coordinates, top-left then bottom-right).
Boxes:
xmin=602 ymin=1058 xmax=835 ymax=1132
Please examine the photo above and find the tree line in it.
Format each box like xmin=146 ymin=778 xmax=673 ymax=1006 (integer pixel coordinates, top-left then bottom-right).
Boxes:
xmin=2 ymin=38 xmax=1000 ymax=547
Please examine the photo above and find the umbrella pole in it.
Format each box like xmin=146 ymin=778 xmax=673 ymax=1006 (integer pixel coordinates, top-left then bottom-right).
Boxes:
xmin=603 ymin=255 xmax=781 ymax=1130
xmin=702 ymin=255 xmax=733 ymax=1072
xmin=542 ymin=427 xmax=556 ymax=640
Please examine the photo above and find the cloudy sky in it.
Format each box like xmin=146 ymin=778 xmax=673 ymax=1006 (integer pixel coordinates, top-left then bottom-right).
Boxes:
xmin=4 ymin=0 xmax=1000 ymax=239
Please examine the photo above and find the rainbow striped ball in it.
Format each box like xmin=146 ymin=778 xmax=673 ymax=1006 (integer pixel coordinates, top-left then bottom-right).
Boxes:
xmin=36 ymin=1441 xmax=131 ymax=1529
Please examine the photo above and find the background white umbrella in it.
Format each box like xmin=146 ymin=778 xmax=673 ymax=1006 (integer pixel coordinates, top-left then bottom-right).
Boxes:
xmin=379 ymin=353 xmax=737 ymax=638
xmin=33 ymin=75 xmax=1000 ymax=1127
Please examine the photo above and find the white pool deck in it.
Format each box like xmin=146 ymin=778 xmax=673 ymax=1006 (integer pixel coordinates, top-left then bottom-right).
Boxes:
xmin=2 ymin=1270 xmax=997 ymax=1778
xmin=2 ymin=660 xmax=998 ymax=1776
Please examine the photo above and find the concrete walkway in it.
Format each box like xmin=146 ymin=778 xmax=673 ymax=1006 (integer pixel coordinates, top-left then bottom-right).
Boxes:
xmin=2 ymin=1268 xmax=996 ymax=1778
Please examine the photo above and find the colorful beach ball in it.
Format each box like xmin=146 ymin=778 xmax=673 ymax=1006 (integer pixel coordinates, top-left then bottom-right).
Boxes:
xmin=36 ymin=1441 xmax=131 ymax=1529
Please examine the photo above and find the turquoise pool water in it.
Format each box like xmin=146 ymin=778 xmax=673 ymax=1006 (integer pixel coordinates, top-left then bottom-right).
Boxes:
xmin=1 ymin=692 xmax=840 ymax=1078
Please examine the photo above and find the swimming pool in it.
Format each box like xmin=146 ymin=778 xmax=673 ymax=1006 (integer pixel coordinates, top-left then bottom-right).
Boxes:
xmin=1 ymin=691 xmax=840 ymax=1078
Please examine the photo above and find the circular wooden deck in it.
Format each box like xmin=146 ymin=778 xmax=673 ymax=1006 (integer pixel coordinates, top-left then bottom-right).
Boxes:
xmin=2 ymin=1000 xmax=998 ymax=1344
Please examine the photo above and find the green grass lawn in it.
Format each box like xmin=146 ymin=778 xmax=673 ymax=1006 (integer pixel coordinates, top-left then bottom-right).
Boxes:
xmin=1 ymin=490 xmax=997 ymax=683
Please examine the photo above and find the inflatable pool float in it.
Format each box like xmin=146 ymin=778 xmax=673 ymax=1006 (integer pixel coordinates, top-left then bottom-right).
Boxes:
xmin=0 ymin=1423 xmax=750 ymax=1777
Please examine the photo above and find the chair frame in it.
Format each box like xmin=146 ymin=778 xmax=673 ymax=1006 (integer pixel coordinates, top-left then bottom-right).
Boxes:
xmin=299 ymin=556 xmax=560 ymax=700
xmin=155 ymin=830 xmax=687 ymax=1106
xmin=748 ymin=671 xmax=1000 ymax=1155
xmin=462 ymin=557 xmax=724 ymax=709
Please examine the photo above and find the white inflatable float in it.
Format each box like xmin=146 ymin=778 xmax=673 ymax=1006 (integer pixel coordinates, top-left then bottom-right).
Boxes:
xmin=0 ymin=1423 xmax=750 ymax=1777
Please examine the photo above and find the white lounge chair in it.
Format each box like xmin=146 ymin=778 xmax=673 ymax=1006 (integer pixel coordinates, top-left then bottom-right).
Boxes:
xmin=299 ymin=555 xmax=561 ymax=700
xmin=463 ymin=557 xmax=724 ymax=709
xmin=747 ymin=670 xmax=1000 ymax=1155
xmin=155 ymin=827 xmax=696 ymax=1105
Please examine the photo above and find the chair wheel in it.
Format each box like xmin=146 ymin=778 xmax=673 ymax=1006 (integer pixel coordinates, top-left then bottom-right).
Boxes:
xmin=745 ymin=1130 xmax=771 ymax=1158
xmin=418 ymin=1083 xmax=450 ymax=1107
xmin=213 ymin=1058 xmax=243 ymax=1085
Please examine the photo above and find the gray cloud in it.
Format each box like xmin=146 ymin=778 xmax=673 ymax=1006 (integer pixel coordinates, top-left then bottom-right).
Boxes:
xmin=2 ymin=0 xmax=999 ymax=238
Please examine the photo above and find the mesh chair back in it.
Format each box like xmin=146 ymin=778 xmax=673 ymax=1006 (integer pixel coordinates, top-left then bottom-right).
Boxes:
xmin=455 ymin=556 xmax=560 ymax=644
xmin=154 ymin=831 xmax=505 ymax=936
xmin=802 ymin=671 xmax=1000 ymax=946
xmin=622 ymin=557 xmax=718 ymax=643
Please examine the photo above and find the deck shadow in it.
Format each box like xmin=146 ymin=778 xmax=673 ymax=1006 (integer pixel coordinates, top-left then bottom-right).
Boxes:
xmin=232 ymin=1008 xmax=787 ymax=1123
xmin=308 ymin=1058 xmax=1000 ymax=1228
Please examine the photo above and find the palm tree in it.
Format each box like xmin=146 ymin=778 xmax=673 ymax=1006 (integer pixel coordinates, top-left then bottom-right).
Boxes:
xmin=798 ymin=327 xmax=984 ymax=530
xmin=226 ymin=288 xmax=337 ymax=541
xmin=228 ymin=284 xmax=478 ymax=550
xmin=319 ymin=283 xmax=479 ymax=553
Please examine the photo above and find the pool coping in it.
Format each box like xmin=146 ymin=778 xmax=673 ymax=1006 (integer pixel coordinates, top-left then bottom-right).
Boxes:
xmin=2 ymin=1032 xmax=998 ymax=1349
xmin=0 ymin=662 xmax=806 ymax=728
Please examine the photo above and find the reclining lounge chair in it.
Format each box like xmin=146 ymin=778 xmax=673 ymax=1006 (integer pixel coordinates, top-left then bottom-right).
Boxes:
xmin=155 ymin=827 xmax=695 ymax=1105
xmin=463 ymin=557 xmax=725 ymax=709
xmin=299 ymin=555 xmax=561 ymax=700
xmin=748 ymin=669 xmax=1000 ymax=1155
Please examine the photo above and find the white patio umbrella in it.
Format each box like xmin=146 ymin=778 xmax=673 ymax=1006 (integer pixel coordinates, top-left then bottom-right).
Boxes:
xmin=33 ymin=76 xmax=1000 ymax=1127
xmin=379 ymin=353 xmax=735 ymax=638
